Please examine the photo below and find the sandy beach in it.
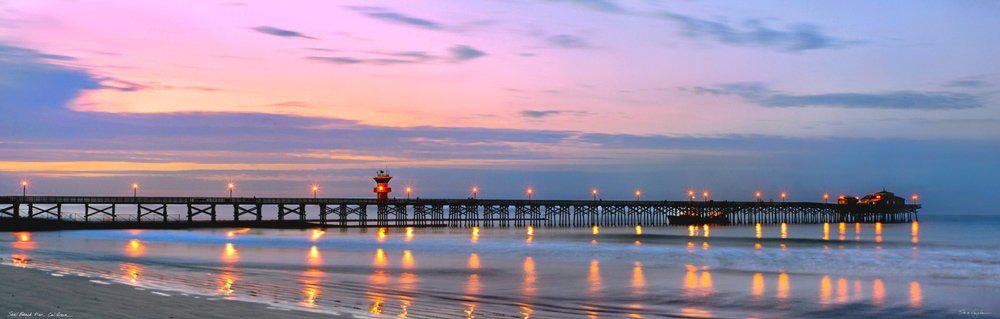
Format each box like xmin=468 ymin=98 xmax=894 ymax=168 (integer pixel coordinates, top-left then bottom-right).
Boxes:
xmin=0 ymin=265 xmax=354 ymax=319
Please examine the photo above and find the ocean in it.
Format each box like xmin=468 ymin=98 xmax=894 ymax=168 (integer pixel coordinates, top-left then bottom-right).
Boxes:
xmin=3 ymin=215 xmax=999 ymax=318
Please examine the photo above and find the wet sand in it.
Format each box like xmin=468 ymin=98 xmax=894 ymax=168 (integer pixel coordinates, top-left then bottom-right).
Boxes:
xmin=0 ymin=265 xmax=354 ymax=319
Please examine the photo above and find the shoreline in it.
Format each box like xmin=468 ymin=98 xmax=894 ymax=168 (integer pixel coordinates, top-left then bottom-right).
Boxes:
xmin=0 ymin=264 xmax=357 ymax=319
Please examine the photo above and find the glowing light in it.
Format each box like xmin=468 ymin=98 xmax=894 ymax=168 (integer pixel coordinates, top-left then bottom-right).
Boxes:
xmin=527 ymin=225 xmax=534 ymax=236
xmin=820 ymin=276 xmax=831 ymax=305
xmin=15 ymin=232 xmax=30 ymax=242
xmin=402 ymin=250 xmax=414 ymax=269
xmin=837 ymin=278 xmax=848 ymax=303
xmin=378 ymin=227 xmax=387 ymax=242
xmin=593 ymin=189 xmax=598 ymax=195
xmin=839 ymin=222 xmax=845 ymax=234
xmin=910 ymin=282 xmax=922 ymax=308
xmin=406 ymin=187 xmax=411 ymax=193
xmin=126 ymin=239 xmax=145 ymax=258
xmin=374 ymin=248 xmax=387 ymax=267
xmin=777 ymin=273 xmax=789 ymax=300
xmin=588 ymin=259 xmax=603 ymax=296
xmin=635 ymin=225 xmax=642 ymax=235
xmin=471 ymin=227 xmax=479 ymax=243
xmin=755 ymin=223 xmax=761 ymax=238
xmin=370 ymin=300 xmax=383 ymax=314
xmin=593 ymin=225 xmax=599 ymax=235
xmin=465 ymin=273 xmax=481 ymax=297
xmin=311 ymin=229 xmax=325 ymax=241
xmin=307 ymin=246 xmax=322 ymax=266
xmin=469 ymin=253 xmax=480 ymax=269
xmin=222 ymin=243 xmax=239 ymax=263
xmin=781 ymin=223 xmax=787 ymax=239
xmin=405 ymin=227 xmax=414 ymax=241
xmin=703 ymin=224 xmax=709 ymax=237
xmin=876 ymin=222 xmax=882 ymax=235
xmin=873 ymin=279 xmax=885 ymax=305
xmin=120 ymin=263 xmax=142 ymax=284
xmin=226 ymin=228 xmax=250 ymax=238
xmin=754 ymin=243 xmax=761 ymax=249
xmin=523 ymin=256 xmax=536 ymax=295
xmin=856 ymin=223 xmax=860 ymax=234
xmin=823 ymin=222 xmax=829 ymax=241
xmin=688 ymin=225 xmax=695 ymax=236
xmin=699 ymin=271 xmax=712 ymax=288
xmin=702 ymin=242 xmax=710 ymax=249
xmin=752 ymin=273 xmax=764 ymax=297
xmin=21 ymin=181 xmax=28 ymax=186
xmin=132 ymin=183 xmax=138 ymax=189
xmin=912 ymin=221 xmax=919 ymax=236
xmin=228 ymin=183 xmax=234 ymax=189
xmin=632 ymin=261 xmax=645 ymax=295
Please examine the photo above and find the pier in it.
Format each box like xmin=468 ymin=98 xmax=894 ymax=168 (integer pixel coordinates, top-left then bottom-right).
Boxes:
xmin=0 ymin=195 xmax=920 ymax=229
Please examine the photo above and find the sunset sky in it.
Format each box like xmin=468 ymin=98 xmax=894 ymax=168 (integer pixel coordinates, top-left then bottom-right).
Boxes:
xmin=2 ymin=1 xmax=998 ymax=214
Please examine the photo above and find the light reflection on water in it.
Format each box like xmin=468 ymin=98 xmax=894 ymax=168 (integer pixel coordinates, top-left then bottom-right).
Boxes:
xmin=4 ymin=219 xmax=998 ymax=319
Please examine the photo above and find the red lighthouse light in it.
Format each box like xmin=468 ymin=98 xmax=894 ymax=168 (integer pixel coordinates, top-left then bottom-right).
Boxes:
xmin=373 ymin=169 xmax=393 ymax=202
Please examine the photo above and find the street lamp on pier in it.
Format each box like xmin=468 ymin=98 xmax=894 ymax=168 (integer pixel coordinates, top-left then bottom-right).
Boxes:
xmin=824 ymin=194 xmax=829 ymax=204
xmin=312 ymin=185 xmax=318 ymax=199
xmin=635 ymin=190 xmax=641 ymax=201
xmin=406 ymin=187 xmax=412 ymax=200
xmin=133 ymin=183 xmax=139 ymax=198
xmin=228 ymin=183 xmax=235 ymax=199
xmin=592 ymin=189 xmax=598 ymax=201
xmin=689 ymin=190 xmax=694 ymax=202
xmin=527 ymin=188 xmax=533 ymax=201
xmin=703 ymin=191 xmax=708 ymax=202
xmin=756 ymin=192 xmax=761 ymax=202
xmin=781 ymin=193 xmax=786 ymax=202
xmin=912 ymin=195 xmax=918 ymax=205
xmin=21 ymin=180 xmax=28 ymax=198
xmin=472 ymin=187 xmax=478 ymax=200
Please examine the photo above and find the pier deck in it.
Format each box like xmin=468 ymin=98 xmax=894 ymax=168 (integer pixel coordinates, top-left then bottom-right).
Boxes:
xmin=1 ymin=196 xmax=919 ymax=229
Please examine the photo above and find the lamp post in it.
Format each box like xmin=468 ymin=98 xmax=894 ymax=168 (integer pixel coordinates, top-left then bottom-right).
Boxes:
xmin=912 ymin=195 xmax=918 ymax=205
xmin=781 ymin=193 xmax=786 ymax=202
xmin=689 ymin=190 xmax=694 ymax=202
xmin=406 ymin=187 xmax=411 ymax=200
xmin=703 ymin=192 xmax=708 ymax=202
xmin=133 ymin=183 xmax=138 ymax=198
xmin=228 ymin=183 xmax=234 ymax=199
xmin=21 ymin=181 xmax=27 ymax=198
xmin=527 ymin=188 xmax=533 ymax=201
xmin=472 ymin=187 xmax=477 ymax=200
xmin=756 ymin=192 xmax=761 ymax=202
xmin=592 ymin=189 xmax=598 ymax=201
xmin=312 ymin=185 xmax=318 ymax=199
xmin=635 ymin=190 xmax=641 ymax=201
xmin=824 ymin=194 xmax=829 ymax=204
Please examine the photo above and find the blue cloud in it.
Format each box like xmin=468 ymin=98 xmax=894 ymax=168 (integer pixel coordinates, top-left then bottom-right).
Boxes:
xmin=548 ymin=0 xmax=626 ymax=13
xmin=547 ymin=34 xmax=589 ymax=49
xmin=520 ymin=110 xmax=561 ymax=118
xmin=449 ymin=45 xmax=487 ymax=62
xmin=349 ymin=6 xmax=442 ymax=30
xmin=693 ymin=82 xmax=984 ymax=110
xmin=659 ymin=13 xmax=857 ymax=52
xmin=250 ymin=26 xmax=316 ymax=39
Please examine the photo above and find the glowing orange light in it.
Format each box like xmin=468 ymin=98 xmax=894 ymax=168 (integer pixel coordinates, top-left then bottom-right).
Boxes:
xmin=703 ymin=192 xmax=708 ymax=198
xmin=688 ymin=225 xmax=695 ymax=236
xmin=593 ymin=189 xmax=597 ymax=195
xmin=527 ymin=225 xmax=533 ymax=236
xmin=378 ymin=186 xmax=383 ymax=191
xmin=837 ymin=278 xmax=848 ymax=303
xmin=910 ymin=282 xmax=922 ymax=308
xmin=406 ymin=187 xmax=411 ymax=193
xmin=777 ymin=273 xmax=789 ymax=300
xmin=126 ymin=239 xmax=145 ymax=257
xmin=873 ymin=279 xmax=885 ymax=305
xmin=756 ymin=192 xmax=761 ymax=197
xmin=839 ymin=222 xmax=846 ymax=234
xmin=781 ymin=223 xmax=787 ymax=239
xmin=311 ymin=229 xmax=324 ymax=241
xmin=15 ymin=232 xmax=30 ymax=242
xmin=823 ymin=222 xmax=830 ymax=241
xmin=132 ymin=183 xmax=138 ymax=189
xmin=875 ymin=222 xmax=882 ymax=235
xmin=228 ymin=183 xmax=234 ymax=189
xmin=781 ymin=193 xmax=786 ymax=198
xmin=405 ymin=227 xmax=413 ymax=241
xmin=222 ymin=243 xmax=239 ymax=263
xmin=471 ymin=227 xmax=479 ymax=243
xmin=473 ymin=187 xmax=477 ymax=193
xmin=402 ymin=250 xmax=414 ymax=269
xmin=588 ymin=259 xmax=602 ymax=295
xmin=374 ymin=248 xmax=387 ymax=267
xmin=378 ymin=227 xmax=387 ymax=242
xmin=856 ymin=223 xmax=860 ymax=234
xmin=21 ymin=181 xmax=28 ymax=187
xmin=593 ymin=225 xmax=599 ymax=235
xmin=527 ymin=188 xmax=533 ymax=194
xmin=912 ymin=221 xmax=919 ymax=235
xmin=824 ymin=194 xmax=828 ymax=199
xmin=312 ymin=185 xmax=318 ymax=191
xmin=752 ymin=273 xmax=764 ymax=296
xmin=226 ymin=228 xmax=250 ymax=238
xmin=635 ymin=225 xmax=642 ymax=235
xmin=703 ymin=224 xmax=709 ymax=237
xmin=754 ymin=243 xmax=761 ymax=249
xmin=820 ymin=276 xmax=831 ymax=305
xmin=469 ymin=253 xmax=480 ymax=269
xmin=523 ymin=256 xmax=536 ymax=295
xmin=755 ymin=223 xmax=761 ymax=238
xmin=370 ymin=300 xmax=383 ymax=314
xmin=307 ymin=246 xmax=322 ymax=266
xmin=632 ymin=261 xmax=646 ymax=294
xmin=635 ymin=190 xmax=640 ymax=196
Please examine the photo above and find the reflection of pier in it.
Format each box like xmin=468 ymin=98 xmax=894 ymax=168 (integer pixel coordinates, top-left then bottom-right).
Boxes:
xmin=1 ymin=196 xmax=919 ymax=228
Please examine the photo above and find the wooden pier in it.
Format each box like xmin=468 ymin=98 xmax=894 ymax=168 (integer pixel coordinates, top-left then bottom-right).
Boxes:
xmin=0 ymin=196 xmax=920 ymax=228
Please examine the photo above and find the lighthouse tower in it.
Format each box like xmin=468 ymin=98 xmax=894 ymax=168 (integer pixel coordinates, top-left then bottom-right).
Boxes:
xmin=373 ymin=169 xmax=392 ymax=201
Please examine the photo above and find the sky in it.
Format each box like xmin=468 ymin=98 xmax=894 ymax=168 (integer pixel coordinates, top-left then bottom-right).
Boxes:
xmin=1 ymin=0 xmax=998 ymax=214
